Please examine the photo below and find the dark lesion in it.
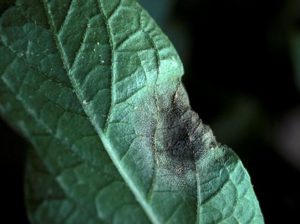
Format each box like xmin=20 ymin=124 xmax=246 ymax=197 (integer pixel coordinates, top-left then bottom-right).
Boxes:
xmin=157 ymin=84 xmax=217 ymax=175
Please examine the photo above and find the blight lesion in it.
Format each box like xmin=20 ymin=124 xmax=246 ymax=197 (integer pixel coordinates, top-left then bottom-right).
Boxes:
xmin=154 ymin=84 xmax=217 ymax=176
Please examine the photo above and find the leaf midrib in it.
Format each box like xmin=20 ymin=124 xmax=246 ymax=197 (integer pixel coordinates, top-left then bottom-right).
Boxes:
xmin=40 ymin=0 xmax=161 ymax=223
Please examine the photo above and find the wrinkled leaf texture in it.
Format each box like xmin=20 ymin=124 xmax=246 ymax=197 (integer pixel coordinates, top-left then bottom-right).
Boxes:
xmin=0 ymin=0 xmax=263 ymax=223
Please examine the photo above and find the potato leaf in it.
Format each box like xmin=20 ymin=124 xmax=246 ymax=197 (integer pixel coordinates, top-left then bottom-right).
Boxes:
xmin=0 ymin=0 xmax=263 ymax=223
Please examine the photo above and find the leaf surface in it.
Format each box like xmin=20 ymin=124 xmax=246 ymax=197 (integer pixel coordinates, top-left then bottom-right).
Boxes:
xmin=0 ymin=65 xmax=149 ymax=224
xmin=0 ymin=0 xmax=263 ymax=223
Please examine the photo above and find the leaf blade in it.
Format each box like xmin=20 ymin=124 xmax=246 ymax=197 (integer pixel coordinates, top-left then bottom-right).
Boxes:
xmin=0 ymin=6 xmax=149 ymax=223
xmin=44 ymin=0 xmax=195 ymax=222
xmin=197 ymin=147 xmax=264 ymax=223
xmin=0 ymin=0 xmax=264 ymax=223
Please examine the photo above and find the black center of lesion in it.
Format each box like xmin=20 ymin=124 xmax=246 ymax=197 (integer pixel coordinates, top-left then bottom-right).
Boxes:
xmin=155 ymin=84 xmax=217 ymax=176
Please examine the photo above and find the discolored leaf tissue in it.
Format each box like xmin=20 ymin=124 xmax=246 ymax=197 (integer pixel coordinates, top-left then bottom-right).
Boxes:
xmin=0 ymin=0 xmax=264 ymax=223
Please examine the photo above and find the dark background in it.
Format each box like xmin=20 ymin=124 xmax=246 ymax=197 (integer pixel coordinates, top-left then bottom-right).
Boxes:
xmin=169 ymin=0 xmax=300 ymax=223
xmin=1 ymin=0 xmax=300 ymax=223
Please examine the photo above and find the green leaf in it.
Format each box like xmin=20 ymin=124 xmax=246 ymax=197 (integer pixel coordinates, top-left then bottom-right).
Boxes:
xmin=197 ymin=148 xmax=264 ymax=223
xmin=26 ymin=148 xmax=100 ymax=224
xmin=0 ymin=0 xmax=264 ymax=223
xmin=0 ymin=64 xmax=149 ymax=223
